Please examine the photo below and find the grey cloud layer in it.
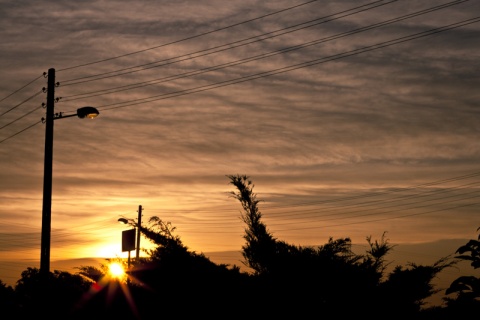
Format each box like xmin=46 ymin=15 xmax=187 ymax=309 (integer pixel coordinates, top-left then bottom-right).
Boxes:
xmin=0 ymin=0 xmax=479 ymax=259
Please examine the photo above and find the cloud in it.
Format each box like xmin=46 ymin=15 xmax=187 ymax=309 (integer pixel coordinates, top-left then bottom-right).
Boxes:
xmin=1 ymin=0 xmax=479 ymax=286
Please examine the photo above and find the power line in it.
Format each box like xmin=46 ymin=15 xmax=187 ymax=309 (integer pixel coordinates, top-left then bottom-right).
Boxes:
xmin=263 ymin=171 xmax=480 ymax=210
xmin=97 ymin=17 xmax=480 ymax=112
xmin=1 ymin=15 xmax=477 ymax=145
xmin=267 ymin=187 xmax=480 ymax=226
xmin=59 ymin=0 xmax=397 ymax=85
xmin=0 ymin=74 xmax=43 ymax=105
xmin=0 ymin=99 xmax=44 ymax=130
xmin=0 ymin=0 xmax=397 ymax=142
xmin=266 ymin=182 xmax=480 ymax=221
xmin=0 ymin=120 xmax=42 ymax=144
xmin=56 ymin=0 xmax=323 ymax=72
xmin=278 ymin=200 xmax=480 ymax=231
xmin=60 ymin=0 xmax=468 ymax=102
xmin=1 ymin=1 xmax=473 ymax=142
xmin=0 ymin=90 xmax=43 ymax=118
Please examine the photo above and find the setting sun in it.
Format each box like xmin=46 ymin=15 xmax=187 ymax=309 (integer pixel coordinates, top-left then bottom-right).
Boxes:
xmin=108 ymin=262 xmax=126 ymax=279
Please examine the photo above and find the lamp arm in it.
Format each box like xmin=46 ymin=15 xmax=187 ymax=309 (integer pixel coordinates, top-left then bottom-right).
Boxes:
xmin=54 ymin=112 xmax=77 ymax=120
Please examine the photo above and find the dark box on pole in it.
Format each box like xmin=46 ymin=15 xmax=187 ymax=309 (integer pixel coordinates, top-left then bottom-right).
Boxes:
xmin=122 ymin=229 xmax=136 ymax=252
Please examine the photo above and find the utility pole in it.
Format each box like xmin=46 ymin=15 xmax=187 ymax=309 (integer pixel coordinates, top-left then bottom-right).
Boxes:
xmin=136 ymin=205 xmax=142 ymax=260
xmin=40 ymin=68 xmax=56 ymax=276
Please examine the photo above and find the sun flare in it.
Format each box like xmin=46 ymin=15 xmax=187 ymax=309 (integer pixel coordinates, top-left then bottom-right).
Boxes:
xmin=108 ymin=262 xmax=126 ymax=279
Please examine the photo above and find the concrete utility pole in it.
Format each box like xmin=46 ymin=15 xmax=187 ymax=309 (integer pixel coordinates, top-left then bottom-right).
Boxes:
xmin=40 ymin=68 xmax=56 ymax=276
xmin=136 ymin=205 xmax=142 ymax=260
xmin=39 ymin=68 xmax=99 ymax=277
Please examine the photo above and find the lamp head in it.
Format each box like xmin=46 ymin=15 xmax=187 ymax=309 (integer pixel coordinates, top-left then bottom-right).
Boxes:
xmin=118 ymin=218 xmax=129 ymax=224
xmin=77 ymin=106 xmax=99 ymax=119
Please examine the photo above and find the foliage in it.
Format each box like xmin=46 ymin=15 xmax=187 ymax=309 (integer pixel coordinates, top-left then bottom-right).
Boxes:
xmin=128 ymin=214 xmax=252 ymax=317
xmin=1 ymin=174 xmax=472 ymax=318
xmin=75 ymin=265 xmax=105 ymax=283
xmin=227 ymin=173 xmax=454 ymax=317
xmin=379 ymin=257 xmax=455 ymax=315
xmin=443 ymin=227 xmax=480 ymax=315
xmin=0 ymin=280 xmax=15 ymax=310
xmin=13 ymin=267 xmax=94 ymax=318
xmin=228 ymin=174 xmax=278 ymax=274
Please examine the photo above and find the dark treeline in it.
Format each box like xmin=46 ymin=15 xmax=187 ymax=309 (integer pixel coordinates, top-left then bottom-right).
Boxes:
xmin=1 ymin=174 xmax=479 ymax=319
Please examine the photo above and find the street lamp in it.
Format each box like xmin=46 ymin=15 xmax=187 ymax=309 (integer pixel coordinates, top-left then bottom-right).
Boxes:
xmin=40 ymin=67 xmax=99 ymax=277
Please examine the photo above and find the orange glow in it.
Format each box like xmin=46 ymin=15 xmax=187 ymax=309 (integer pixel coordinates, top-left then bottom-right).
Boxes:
xmin=108 ymin=262 xmax=125 ymax=279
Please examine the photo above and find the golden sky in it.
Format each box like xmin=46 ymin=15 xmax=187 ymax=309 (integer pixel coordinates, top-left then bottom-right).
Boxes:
xmin=1 ymin=0 xmax=479 ymax=290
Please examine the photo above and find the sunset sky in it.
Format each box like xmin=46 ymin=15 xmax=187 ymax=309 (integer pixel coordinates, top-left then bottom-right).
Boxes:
xmin=1 ymin=0 xmax=479 ymax=294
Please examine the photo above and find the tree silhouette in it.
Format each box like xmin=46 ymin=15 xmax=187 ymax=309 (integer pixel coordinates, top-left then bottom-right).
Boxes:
xmin=0 ymin=280 xmax=15 ymax=311
xmin=13 ymin=267 xmax=93 ymax=318
xmin=0 ymin=174 xmax=467 ymax=318
xmin=443 ymin=227 xmax=480 ymax=315
xmin=128 ymin=215 xmax=253 ymax=317
xmin=228 ymin=174 xmax=278 ymax=274
xmin=227 ymin=174 xmax=454 ymax=317
xmin=379 ymin=257 xmax=454 ymax=316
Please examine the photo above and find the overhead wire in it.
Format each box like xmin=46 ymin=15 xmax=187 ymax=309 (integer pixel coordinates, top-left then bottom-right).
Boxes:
xmin=136 ymin=171 xmax=480 ymax=218
xmin=0 ymin=89 xmax=43 ymax=118
xmin=137 ymin=171 xmax=480 ymax=233
xmin=263 ymin=182 xmax=480 ymax=222
xmin=97 ymin=16 xmax=480 ymax=112
xmin=1 ymin=1 xmax=473 ymax=142
xmin=0 ymin=0 xmax=395 ymax=143
xmin=144 ymin=172 xmax=480 ymax=219
xmin=55 ymin=0 xmax=327 ymax=73
xmin=4 ymin=172 xmax=474 ymax=241
xmin=0 ymin=120 xmax=42 ymax=144
xmin=279 ymin=200 xmax=480 ymax=231
xmin=49 ymin=171 xmax=480 ymax=232
xmin=263 ymin=171 xmax=480 ymax=210
xmin=0 ymin=102 xmax=44 ymax=130
xmin=0 ymin=73 xmax=44 ymax=105
xmin=59 ymin=0 xmax=398 ymax=85
xmin=267 ymin=187 xmax=480 ymax=226
xmin=61 ymin=0 xmax=445 ymax=101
